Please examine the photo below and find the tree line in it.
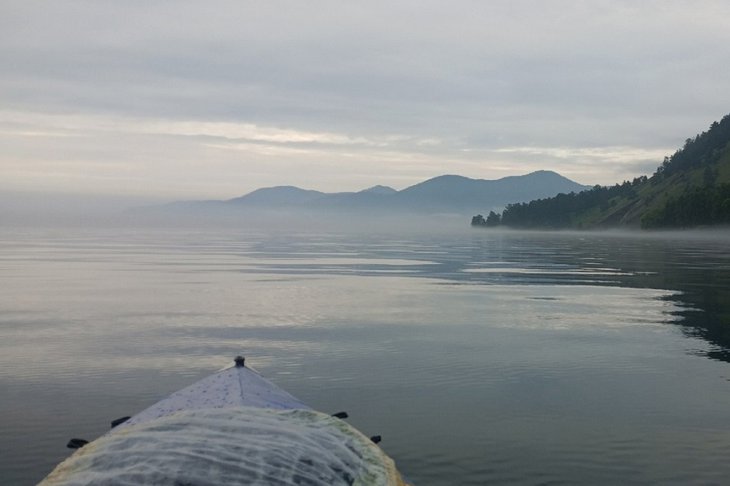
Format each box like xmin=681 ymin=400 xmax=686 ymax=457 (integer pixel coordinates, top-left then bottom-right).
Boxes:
xmin=472 ymin=176 xmax=648 ymax=229
xmin=653 ymin=114 xmax=730 ymax=180
xmin=642 ymin=183 xmax=730 ymax=228
xmin=472 ymin=113 xmax=730 ymax=230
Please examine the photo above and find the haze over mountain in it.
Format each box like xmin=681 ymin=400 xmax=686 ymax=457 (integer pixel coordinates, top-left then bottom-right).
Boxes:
xmin=143 ymin=170 xmax=589 ymax=219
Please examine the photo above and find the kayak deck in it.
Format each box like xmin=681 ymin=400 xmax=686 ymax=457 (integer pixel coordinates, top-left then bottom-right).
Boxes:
xmin=115 ymin=357 xmax=310 ymax=431
xmin=40 ymin=356 xmax=412 ymax=485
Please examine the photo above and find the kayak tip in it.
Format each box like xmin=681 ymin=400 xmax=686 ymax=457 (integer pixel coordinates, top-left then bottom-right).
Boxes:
xmin=234 ymin=355 xmax=246 ymax=368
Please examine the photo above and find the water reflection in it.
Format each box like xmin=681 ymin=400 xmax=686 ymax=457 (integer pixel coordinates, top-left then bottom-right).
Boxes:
xmin=238 ymin=229 xmax=730 ymax=362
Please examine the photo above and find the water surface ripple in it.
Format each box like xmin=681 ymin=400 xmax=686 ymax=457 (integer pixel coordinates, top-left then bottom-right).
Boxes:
xmin=1 ymin=227 xmax=730 ymax=485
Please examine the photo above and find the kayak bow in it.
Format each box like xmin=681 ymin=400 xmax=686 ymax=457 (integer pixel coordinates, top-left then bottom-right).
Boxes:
xmin=40 ymin=356 xmax=411 ymax=486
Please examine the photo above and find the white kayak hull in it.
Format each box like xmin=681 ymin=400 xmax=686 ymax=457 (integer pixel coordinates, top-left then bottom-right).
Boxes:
xmin=40 ymin=356 xmax=411 ymax=486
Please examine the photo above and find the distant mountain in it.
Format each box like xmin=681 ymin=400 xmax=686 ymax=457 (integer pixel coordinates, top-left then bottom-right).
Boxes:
xmin=360 ymin=185 xmax=397 ymax=195
xmin=141 ymin=171 xmax=590 ymax=218
xmin=394 ymin=171 xmax=586 ymax=213
xmin=228 ymin=186 xmax=325 ymax=206
xmin=476 ymin=114 xmax=730 ymax=229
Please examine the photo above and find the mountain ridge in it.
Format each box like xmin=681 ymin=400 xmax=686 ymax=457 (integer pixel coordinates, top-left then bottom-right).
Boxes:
xmin=139 ymin=170 xmax=590 ymax=218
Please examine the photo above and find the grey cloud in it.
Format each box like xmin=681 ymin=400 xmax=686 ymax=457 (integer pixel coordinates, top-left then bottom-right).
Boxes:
xmin=2 ymin=1 xmax=730 ymax=197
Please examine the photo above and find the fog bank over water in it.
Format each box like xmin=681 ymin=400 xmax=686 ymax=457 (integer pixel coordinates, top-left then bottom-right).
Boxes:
xmin=0 ymin=190 xmax=464 ymax=234
xmin=4 ymin=189 xmax=730 ymax=242
xmin=0 ymin=191 xmax=165 ymax=226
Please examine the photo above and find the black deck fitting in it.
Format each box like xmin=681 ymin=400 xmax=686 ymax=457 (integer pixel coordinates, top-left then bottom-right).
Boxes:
xmin=234 ymin=356 xmax=246 ymax=367
xmin=111 ymin=416 xmax=131 ymax=428
xmin=67 ymin=438 xmax=89 ymax=449
xmin=370 ymin=435 xmax=382 ymax=444
xmin=332 ymin=411 xmax=349 ymax=419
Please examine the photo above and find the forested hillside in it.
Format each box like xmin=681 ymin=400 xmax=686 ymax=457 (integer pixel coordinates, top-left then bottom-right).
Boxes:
xmin=474 ymin=114 xmax=730 ymax=229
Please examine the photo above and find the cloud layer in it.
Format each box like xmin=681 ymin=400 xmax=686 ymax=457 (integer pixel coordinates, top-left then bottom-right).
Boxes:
xmin=2 ymin=1 xmax=730 ymax=199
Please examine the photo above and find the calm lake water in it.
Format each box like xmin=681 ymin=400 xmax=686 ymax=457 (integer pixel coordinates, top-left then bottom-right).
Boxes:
xmin=1 ymin=223 xmax=730 ymax=485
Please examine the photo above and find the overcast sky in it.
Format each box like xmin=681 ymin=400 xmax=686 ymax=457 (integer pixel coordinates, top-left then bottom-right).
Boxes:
xmin=2 ymin=1 xmax=730 ymax=202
